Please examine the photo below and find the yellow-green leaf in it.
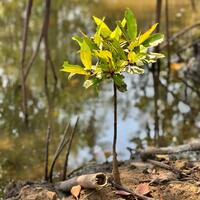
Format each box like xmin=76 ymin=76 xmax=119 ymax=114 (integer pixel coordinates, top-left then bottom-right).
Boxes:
xmin=61 ymin=62 xmax=87 ymax=75
xmin=93 ymin=16 xmax=111 ymax=38
xmin=80 ymin=40 xmax=92 ymax=69
xmin=138 ymin=23 xmax=158 ymax=45
xmin=94 ymin=50 xmax=112 ymax=61
xmin=128 ymin=52 xmax=137 ymax=63
xmin=110 ymin=25 xmax=122 ymax=41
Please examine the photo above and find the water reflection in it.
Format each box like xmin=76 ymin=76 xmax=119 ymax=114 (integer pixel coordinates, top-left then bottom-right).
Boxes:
xmin=0 ymin=0 xmax=200 ymax=197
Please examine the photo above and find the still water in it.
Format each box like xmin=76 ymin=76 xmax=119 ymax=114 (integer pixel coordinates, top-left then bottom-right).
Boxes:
xmin=0 ymin=0 xmax=200 ymax=196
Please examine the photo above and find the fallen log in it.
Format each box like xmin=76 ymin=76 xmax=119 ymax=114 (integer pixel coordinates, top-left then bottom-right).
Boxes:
xmin=55 ymin=173 xmax=107 ymax=192
xmin=128 ymin=140 xmax=200 ymax=161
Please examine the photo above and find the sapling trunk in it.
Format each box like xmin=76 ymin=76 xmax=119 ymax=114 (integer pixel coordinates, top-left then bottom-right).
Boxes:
xmin=112 ymin=83 xmax=121 ymax=185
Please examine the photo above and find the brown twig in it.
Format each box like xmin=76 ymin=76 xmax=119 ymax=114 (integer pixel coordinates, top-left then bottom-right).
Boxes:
xmin=49 ymin=122 xmax=70 ymax=183
xmin=44 ymin=124 xmax=51 ymax=181
xmin=62 ymin=117 xmax=79 ymax=180
xmin=20 ymin=0 xmax=33 ymax=126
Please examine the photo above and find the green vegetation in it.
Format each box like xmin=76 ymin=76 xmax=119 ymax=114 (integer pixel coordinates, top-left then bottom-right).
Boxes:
xmin=62 ymin=8 xmax=164 ymax=184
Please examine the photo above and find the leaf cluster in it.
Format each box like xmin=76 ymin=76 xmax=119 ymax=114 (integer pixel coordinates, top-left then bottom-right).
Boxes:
xmin=61 ymin=9 xmax=164 ymax=92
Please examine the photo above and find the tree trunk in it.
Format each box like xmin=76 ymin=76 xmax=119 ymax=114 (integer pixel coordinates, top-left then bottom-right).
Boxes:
xmin=112 ymin=83 xmax=121 ymax=185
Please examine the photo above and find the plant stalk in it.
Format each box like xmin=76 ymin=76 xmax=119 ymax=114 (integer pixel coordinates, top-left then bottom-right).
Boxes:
xmin=112 ymin=83 xmax=121 ymax=185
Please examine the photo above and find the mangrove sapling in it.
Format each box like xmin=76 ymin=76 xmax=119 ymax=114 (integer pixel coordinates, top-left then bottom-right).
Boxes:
xmin=61 ymin=9 xmax=164 ymax=184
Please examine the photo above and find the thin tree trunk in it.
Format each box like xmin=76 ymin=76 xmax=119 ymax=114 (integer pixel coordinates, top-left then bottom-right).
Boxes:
xmin=165 ymin=0 xmax=171 ymax=100
xmin=112 ymin=83 xmax=121 ymax=185
xmin=24 ymin=0 xmax=57 ymax=85
xmin=152 ymin=0 xmax=162 ymax=147
xmin=20 ymin=0 xmax=33 ymax=126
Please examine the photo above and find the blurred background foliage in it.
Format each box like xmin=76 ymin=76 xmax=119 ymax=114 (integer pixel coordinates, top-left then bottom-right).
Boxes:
xmin=0 ymin=0 xmax=200 ymax=197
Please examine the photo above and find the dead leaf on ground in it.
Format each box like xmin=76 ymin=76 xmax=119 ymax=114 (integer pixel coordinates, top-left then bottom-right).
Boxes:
xmin=70 ymin=185 xmax=81 ymax=200
xmin=135 ymin=183 xmax=150 ymax=196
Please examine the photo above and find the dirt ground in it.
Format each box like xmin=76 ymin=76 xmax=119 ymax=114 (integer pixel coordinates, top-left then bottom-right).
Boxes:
xmin=4 ymin=160 xmax=200 ymax=200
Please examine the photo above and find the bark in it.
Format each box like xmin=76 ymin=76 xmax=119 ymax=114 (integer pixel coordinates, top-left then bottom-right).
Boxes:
xmin=112 ymin=83 xmax=121 ymax=184
xmin=56 ymin=173 xmax=107 ymax=192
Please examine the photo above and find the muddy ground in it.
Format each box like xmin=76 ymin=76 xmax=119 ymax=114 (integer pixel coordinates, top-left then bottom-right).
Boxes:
xmin=4 ymin=160 xmax=200 ymax=200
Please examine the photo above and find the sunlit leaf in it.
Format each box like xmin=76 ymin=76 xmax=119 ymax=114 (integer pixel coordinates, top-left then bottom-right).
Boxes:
xmin=110 ymin=25 xmax=122 ymax=41
xmin=94 ymin=50 xmax=112 ymax=61
xmin=80 ymin=40 xmax=92 ymax=69
xmin=138 ymin=23 xmax=158 ymax=45
xmin=61 ymin=62 xmax=87 ymax=75
xmin=93 ymin=16 xmax=111 ymax=38
xmin=125 ymin=8 xmax=137 ymax=41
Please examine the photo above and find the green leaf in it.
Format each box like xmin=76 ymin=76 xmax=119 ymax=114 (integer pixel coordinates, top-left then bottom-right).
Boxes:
xmin=93 ymin=16 xmax=111 ymax=38
xmin=138 ymin=23 xmax=158 ymax=45
xmin=80 ymin=40 xmax=92 ymax=69
xmin=111 ymin=40 xmax=126 ymax=60
xmin=113 ymin=74 xmax=127 ymax=92
xmin=72 ymin=36 xmax=83 ymax=46
xmin=143 ymin=33 xmax=164 ymax=47
xmin=125 ymin=8 xmax=137 ymax=41
xmin=61 ymin=62 xmax=87 ymax=75
xmin=125 ymin=65 xmax=145 ymax=74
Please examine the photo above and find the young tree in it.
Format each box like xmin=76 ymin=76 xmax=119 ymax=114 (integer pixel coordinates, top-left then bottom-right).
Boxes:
xmin=61 ymin=9 xmax=164 ymax=184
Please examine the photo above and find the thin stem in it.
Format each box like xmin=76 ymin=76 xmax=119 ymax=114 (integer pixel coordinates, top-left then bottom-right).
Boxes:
xmin=112 ymin=83 xmax=121 ymax=185
xmin=44 ymin=124 xmax=51 ymax=181
xmin=62 ymin=117 xmax=79 ymax=180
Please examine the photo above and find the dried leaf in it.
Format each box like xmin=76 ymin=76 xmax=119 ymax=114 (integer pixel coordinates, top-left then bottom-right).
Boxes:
xmin=135 ymin=183 xmax=150 ymax=195
xmin=70 ymin=185 xmax=81 ymax=200
xmin=115 ymin=190 xmax=131 ymax=196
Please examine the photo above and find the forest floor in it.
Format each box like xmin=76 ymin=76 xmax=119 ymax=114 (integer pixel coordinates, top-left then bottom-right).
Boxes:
xmin=4 ymin=159 xmax=200 ymax=200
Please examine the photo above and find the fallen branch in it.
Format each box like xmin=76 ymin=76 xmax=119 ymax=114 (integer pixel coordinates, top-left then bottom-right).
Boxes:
xmin=147 ymin=159 xmax=188 ymax=178
xmin=55 ymin=173 xmax=108 ymax=192
xmin=132 ymin=140 xmax=200 ymax=161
